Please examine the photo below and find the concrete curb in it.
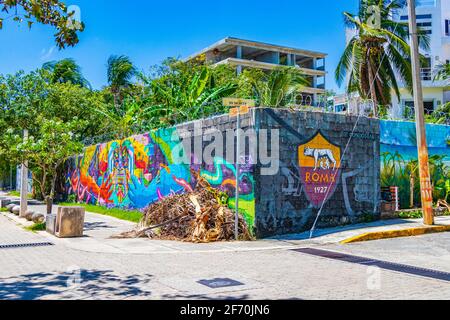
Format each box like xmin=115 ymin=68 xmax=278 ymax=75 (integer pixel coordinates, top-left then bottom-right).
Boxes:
xmin=340 ymin=225 xmax=450 ymax=244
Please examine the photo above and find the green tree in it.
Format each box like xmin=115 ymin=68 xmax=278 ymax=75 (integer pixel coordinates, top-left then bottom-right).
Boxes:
xmin=107 ymin=55 xmax=137 ymax=111
xmin=43 ymin=58 xmax=90 ymax=88
xmin=240 ymin=67 xmax=307 ymax=107
xmin=0 ymin=69 xmax=104 ymax=200
xmin=0 ymin=0 xmax=84 ymax=48
xmin=434 ymin=62 xmax=450 ymax=82
xmin=335 ymin=0 xmax=429 ymax=115
xmin=3 ymin=117 xmax=83 ymax=213
xmin=149 ymin=60 xmax=237 ymax=124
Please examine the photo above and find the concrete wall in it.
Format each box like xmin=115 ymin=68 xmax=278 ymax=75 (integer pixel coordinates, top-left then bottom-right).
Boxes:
xmin=254 ymin=109 xmax=380 ymax=237
xmin=65 ymin=108 xmax=381 ymax=238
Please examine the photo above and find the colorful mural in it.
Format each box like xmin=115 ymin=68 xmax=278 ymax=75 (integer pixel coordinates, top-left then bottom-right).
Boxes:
xmin=65 ymin=127 xmax=256 ymax=228
xmin=380 ymin=120 xmax=450 ymax=164
xmin=201 ymin=156 xmax=255 ymax=227
xmin=380 ymin=120 xmax=450 ymax=209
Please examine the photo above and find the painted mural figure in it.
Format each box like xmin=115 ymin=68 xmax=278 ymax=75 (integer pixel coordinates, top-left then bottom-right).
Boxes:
xmin=65 ymin=128 xmax=256 ymax=229
xmin=303 ymin=147 xmax=337 ymax=171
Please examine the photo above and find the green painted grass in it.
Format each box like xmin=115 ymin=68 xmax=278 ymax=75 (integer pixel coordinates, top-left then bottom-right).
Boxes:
xmin=25 ymin=222 xmax=46 ymax=232
xmin=7 ymin=191 xmax=32 ymax=199
xmin=59 ymin=202 xmax=143 ymax=223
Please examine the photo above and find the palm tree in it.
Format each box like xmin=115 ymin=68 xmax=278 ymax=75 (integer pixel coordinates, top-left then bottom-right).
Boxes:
xmin=434 ymin=62 xmax=450 ymax=82
xmin=243 ymin=67 xmax=308 ymax=107
xmin=150 ymin=65 xmax=237 ymax=123
xmin=42 ymin=58 xmax=90 ymax=88
xmin=336 ymin=0 xmax=429 ymax=115
xmin=106 ymin=55 xmax=136 ymax=110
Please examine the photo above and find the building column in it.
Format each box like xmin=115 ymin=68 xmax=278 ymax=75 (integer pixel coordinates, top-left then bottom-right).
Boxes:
xmin=236 ymin=45 xmax=242 ymax=75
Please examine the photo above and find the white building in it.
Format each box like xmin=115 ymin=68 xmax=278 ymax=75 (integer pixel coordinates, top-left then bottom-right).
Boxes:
xmin=185 ymin=37 xmax=327 ymax=107
xmin=392 ymin=0 xmax=450 ymax=118
xmin=344 ymin=0 xmax=450 ymax=118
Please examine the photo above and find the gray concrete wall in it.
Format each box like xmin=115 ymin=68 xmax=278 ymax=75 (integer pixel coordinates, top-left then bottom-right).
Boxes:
xmin=254 ymin=108 xmax=380 ymax=238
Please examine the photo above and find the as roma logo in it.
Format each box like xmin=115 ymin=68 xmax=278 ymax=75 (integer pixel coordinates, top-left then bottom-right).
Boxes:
xmin=298 ymin=131 xmax=342 ymax=208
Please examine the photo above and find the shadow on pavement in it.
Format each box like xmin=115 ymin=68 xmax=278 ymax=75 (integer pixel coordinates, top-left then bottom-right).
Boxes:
xmin=0 ymin=269 xmax=153 ymax=300
xmin=269 ymin=219 xmax=414 ymax=241
xmin=83 ymin=221 xmax=115 ymax=231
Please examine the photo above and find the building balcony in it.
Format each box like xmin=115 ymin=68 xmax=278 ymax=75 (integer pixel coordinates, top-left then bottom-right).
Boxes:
xmin=213 ymin=57 xmax=326 ymax=77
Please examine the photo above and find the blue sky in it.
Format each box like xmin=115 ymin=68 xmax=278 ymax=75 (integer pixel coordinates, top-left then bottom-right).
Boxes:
xmin=0 ymin=0 xmax=358 ymax=93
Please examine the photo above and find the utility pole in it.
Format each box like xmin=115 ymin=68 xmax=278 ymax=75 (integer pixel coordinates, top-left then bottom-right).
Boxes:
xmin=407 ymin=0 xmax=434 ymax=225
xmin=19 ymin=129 xmax=28 ymax=218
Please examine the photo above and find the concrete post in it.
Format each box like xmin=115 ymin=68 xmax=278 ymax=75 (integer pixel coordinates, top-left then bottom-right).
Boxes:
xmin=19 ymin=129 xmax=28 ymax=218
xmin=236 ymin=45 xmax=243 ymax=75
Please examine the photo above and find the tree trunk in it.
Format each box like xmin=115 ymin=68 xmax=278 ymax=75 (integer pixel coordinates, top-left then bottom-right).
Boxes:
xmin=47 ymin=169 xmax=59 ymax=215
xmin=368 ymin=60 xmax=379 ymax=117
xmin=410 ymin=174 xmax=414 ymax=208
xmin=46 ymin=196 xmax=53 ymax=215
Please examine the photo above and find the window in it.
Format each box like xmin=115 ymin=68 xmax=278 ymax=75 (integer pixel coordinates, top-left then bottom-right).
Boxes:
xmin=404 ymin=101 xmax=435 ymax=118
xmin=417 ymin=14 xmax=432 ymax=19
xmin=399 ymin=14 xmax=432 ymax=21
xmin=446 ymin=20 xmax=450 ymax=36
xmin=417 ymin=22 xmax=432 ymax=27
xmin=416 ymin=0 xmax=436 ymax=7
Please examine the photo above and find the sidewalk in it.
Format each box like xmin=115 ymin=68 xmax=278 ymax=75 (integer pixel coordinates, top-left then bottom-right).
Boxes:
xmin=2 ymin=191 xmax=450 ymax=255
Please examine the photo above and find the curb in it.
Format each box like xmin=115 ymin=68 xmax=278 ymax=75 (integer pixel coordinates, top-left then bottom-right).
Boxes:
xmin=340 ymin=225 xmax=450 ymax=244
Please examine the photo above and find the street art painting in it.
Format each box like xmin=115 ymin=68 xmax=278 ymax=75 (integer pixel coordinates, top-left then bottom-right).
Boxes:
xmin=66 ymin=129 xmax=192 ymax=209
xmin=298 ymin=131 xmax=342 ymax=208
xmin=201 ymin=156 xmax=255 ymax=227
xmin=65 ymin=127 xmax=256 ymax=229
xmin=379 ymin=120 xmax=450 ymax=209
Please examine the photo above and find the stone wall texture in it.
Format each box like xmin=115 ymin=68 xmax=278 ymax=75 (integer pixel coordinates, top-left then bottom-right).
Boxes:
xmin=254 ymin=109 xmax=380 ymax=237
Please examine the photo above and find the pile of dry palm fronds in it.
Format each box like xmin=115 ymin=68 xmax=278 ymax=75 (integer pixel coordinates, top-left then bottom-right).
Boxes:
xmin=113 ymin=171 xmax=253 ymax=242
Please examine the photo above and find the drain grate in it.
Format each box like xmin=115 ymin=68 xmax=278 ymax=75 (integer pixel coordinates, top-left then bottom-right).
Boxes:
xmin=293 ymin=248 xmax=450 ymax=282
xmin=197 ymin=278 xmax=245 ymax=289
xmin=0 ymin=242 xmax=54 ymax=250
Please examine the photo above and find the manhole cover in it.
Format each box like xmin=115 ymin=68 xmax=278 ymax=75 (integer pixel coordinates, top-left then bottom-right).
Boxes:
xmin=197 ymin=278 xmax=244 ymax=289
xmin=0 ymin=242 xmax=54 ymax=249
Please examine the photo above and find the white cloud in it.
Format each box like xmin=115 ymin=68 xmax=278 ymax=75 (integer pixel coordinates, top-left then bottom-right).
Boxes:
xmin=40 ymin=46 xmax=56 ymax=61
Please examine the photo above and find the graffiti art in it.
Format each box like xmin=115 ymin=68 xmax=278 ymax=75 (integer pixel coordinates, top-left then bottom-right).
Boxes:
xmin=298 ymin=131 xmax=342 ymax=208
xmin=65 ymin=128 xmax=256 ymax=229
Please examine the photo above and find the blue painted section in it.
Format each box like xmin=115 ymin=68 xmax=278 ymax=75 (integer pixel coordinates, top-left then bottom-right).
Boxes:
xmin=380 ymin=120 xmax=450 ymax=163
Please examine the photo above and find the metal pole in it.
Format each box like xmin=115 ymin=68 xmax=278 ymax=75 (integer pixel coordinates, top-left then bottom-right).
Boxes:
xmin=9 ymin=165 xmax=12 ymax=191
xmin=407 ymin=0 xmax=434 ymax=225
xmin=20 ymin=129 xmax=29 ymax=218
xmin=235 ymin=111 xmax=240 ymax=240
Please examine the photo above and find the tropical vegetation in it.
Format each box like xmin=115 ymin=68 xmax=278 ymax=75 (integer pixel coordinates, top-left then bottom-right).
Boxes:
xmin=336 ymin=0 xmax=429 ymax=115
xmin=381 ymin=151 xmax=450 ymax=209
xmin=0 ymin=0 xmax=84 ymax=48
xmin=0 ymin=54 xmax=309 ymax=204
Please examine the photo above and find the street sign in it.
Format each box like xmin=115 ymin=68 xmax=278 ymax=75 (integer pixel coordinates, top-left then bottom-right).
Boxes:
xmin=229 ymin=105 xmax=250 ymax=117
xmin=223 ymin=98 xmax=256 ymax=108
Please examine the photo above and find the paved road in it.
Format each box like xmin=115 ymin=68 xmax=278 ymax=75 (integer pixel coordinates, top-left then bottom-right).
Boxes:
xmin=1 ymin=213 xmax=449 ymax=300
